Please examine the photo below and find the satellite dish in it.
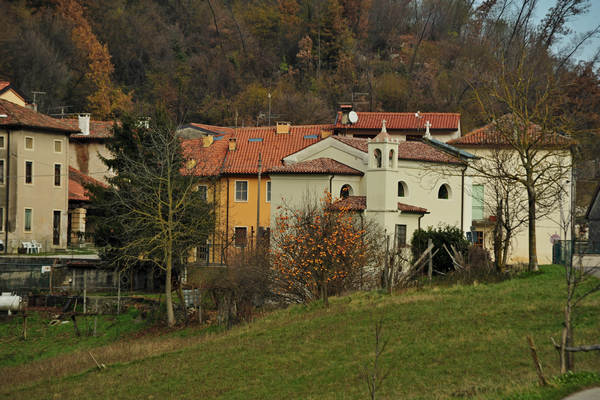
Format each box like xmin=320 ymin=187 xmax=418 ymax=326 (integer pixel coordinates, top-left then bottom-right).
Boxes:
xmin=348 ymin=111 xmax=358 ymax=124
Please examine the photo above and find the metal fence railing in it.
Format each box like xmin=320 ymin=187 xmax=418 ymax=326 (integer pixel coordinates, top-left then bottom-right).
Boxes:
xmin=552 ymin=240 xmax=600 ymax=266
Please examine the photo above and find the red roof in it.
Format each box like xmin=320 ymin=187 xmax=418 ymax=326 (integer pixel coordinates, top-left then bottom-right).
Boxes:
xmin=329 ymin=196 xmax=366 ymax=211
xmin=181 ymin=135 xmax=230 ymax=177
xmin=188 ymin=123 xmax=235 ymax=136
xmin=334 ymin=112 xmax=460 ymax=131
xmin=448 ymin=115 xmax=573 ymax=147
xmin=0 ymin=99 xmax=78 ymax=133
xmin=270 ymin=158 xmax=363 ymax=175
xmin=68 ymin=167 xmax=105 ymax=201
xmin=332 ymin=136 xmax=461 ymax=164
xmin=398 ymin=202 xmax=428 ymax=214
xmin=62 ymin=119 xmax=115 ymax=140
xmin=222 ymin=125 xmax=326 ymax=174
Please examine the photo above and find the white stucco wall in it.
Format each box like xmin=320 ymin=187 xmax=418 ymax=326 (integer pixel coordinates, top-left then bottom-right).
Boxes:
xmin=463 ymin=147 xmax=572 ymax=264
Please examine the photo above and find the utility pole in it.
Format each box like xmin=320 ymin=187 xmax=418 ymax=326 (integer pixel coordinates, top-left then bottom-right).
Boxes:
xmin=256 ymin=152 xmax=262 ymax=248
xmin=31 ymin=91 xmax=46 ymax=112
xmin=268 ymin=92 xmax=272 ymax=126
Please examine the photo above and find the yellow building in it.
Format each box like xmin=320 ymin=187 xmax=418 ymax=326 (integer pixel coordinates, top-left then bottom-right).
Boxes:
xmin=183 ymin=123 xmax=330 ymax=265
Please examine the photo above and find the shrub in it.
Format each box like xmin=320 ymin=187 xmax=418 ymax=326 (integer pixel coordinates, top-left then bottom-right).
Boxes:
xmin=410 ymin=225 xmax=469 ymax=274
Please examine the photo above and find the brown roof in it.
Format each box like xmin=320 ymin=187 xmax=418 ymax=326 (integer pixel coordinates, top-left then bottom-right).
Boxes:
xmin=188 ymin=123 xmax=235 ymax=136
xmin=62 ymin=119 xmax=115 ymax=140
xmin=335 ymin=112 xmax=460 ymax=131
xmin=269 ymin=158 xmax=363 ymax=175
xmin=448 ymin=115 xmax=573 ymax=147
xmin=398 ymin=202 xmax=429 ymax=214
xmin=333 ymin=136 xmax=462 ymax=164
xmin=222 ymin=125 xmax=326 ymax=174
xmin=329 ymin=196 xmax=366 ymax=211
xmin=0 ymin=99 xmax=78 ymax=133
xmin=68 ymin=167 xmax=105 ymax=201
xmin=181 ymin=135 xmax=230 ymax=177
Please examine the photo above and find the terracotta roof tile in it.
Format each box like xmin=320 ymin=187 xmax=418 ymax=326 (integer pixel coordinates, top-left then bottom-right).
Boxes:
xmin=448 ymin=114 xmax=573 ymax=147
xmin=188 ymin=123 xmax=235 ymax=136
xmin=334 ymin=136 xmax=462 ymax=164
xmin=62 ymin=119 xmax=115 ymax=140
xmin=181 ymin=135 xmax=229 ymax=177
xmin=398 ymin=202 xmax=428 ymax=214
xmin=329 ymin=196 xmax=366 ymax=211
xmin=270 ymin=158 xmax=363 ymax=175
xmin=69 ymin=167 xmax=105 ymax=201
xmin=223 ymin=125 xmax=327 ymax=174
xmin=0 ymin=99 xmax=78 ymax=133
xmin=335 ymin=112 xmax=460 ymax=131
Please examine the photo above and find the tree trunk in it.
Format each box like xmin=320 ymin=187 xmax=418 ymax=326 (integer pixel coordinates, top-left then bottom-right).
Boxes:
xmin=526 ymin=184 xmax=539 ymax=271
xmin=165 ymin=259 xmax=175 ymax=327
xmin=321 ymin=279 xmax=329 ymax=307
xmin=560 ymin=302 xmax=573 ymax=373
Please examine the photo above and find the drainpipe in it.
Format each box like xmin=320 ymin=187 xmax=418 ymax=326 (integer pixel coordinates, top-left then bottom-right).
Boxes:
xmin=329 ymin=174 xmax=335 ymax=194
xmin=418 ymin=214 xmax=424 ymax=231
xmin=256 ymin=153 xmax=262 ymax=247
xmin=460 ymin=164 xmax=467 ymax=233
xmin=4 ymin=129 xmax=9 ymax=253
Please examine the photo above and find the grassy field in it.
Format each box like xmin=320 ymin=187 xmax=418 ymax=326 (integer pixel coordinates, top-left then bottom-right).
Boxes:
xmin=2 ymin=265 xmax=600 ymax=399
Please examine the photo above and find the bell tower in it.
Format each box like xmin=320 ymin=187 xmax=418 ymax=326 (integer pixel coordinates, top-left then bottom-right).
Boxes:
xmin=366 ymin=120 xmax=398 ymax=214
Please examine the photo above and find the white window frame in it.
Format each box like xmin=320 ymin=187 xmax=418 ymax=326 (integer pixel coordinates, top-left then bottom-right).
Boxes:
xmin=24 ymin=160 xmax=33 ymax=185
xmin=235 ymin=180 xmax=248 ymax=202
xmin=198 ymin=184 xmax=208 ymax=201
xmin=0 ymin=159 xmax=5 ymax=186
xmin=24 ymin=136 xmax=34 ymax=151
xmin=266 ymin=181 xmax=271 ymax=203
xmin=234 ymin=226 xmax=248 ymax=248
xmin=54 ymin=163 xmax=62 ymax=187
xmin=54 ymin=139 xmax=63 ymax=154
xmin=0 ymin=134 xmax=5 ymax=149
xmin=24 ymin=208 xmax=33 ymax=233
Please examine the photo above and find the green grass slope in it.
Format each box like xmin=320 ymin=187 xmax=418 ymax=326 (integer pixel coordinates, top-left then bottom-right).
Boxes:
xmin=6 ymin=266 xmax=600 ymax=399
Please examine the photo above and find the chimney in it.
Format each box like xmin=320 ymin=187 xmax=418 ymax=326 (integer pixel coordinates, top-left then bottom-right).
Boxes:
xmin=339 ymin=104 xmax=353 ymax=125
xmin=228 ymin=137 xmax=237 ymax=151
xmin=321 ymin=129 xmax=332 ymax=138
xmin=78 ymin=113 xmax=91 ymax=135
xmin=276 ymin=121 xmax=291 ymax=134
xmin=203 ymin=135 xmax=214 ymax=148
xmin=424 ymin=120 xmax=431 ymax=139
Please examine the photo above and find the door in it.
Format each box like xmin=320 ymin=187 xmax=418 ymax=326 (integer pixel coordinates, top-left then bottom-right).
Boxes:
xmin=53 ymin=211 xmax=61 ymax=246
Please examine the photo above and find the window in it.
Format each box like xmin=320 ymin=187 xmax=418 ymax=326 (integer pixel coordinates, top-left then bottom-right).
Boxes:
xmin=54 ymin=164 xmax=61 ymax=187
xmin=374 ymin=149 xmax=382 ymax=168
xmin=472 ymin=184 xmax=484 ymax=220
xmin=24 ymin=208 xmax=32 ymax=232
xmin=397 ymin=181 xmax=407 ymax=197
xmin=468 ymin=231 xmax=484 ymax=247
xmin=25 ymin=136 xmax=33 ymax=150
xmin=0 ymin=208 xmax=4 ymax=232
xmin=438 ymin=184 xmax=450 ymax=199
xmin=0 ymin=159 xmax=4 ymax=185
xmin=235 ymin=181 xmax=248 ymax=202
xmin=395 ymin=224 xmax=407 ymax=248
xmin=340 ymin=184 xmax=353 ymax=198
xmin=389 ymin=149 xmax=395 ymax=167
xmin=198 ymin=185 xmax=207 ymax=201
xmin=266 ymin=181 xmax=271 ymax=202
xmin=54 ymin=140 xmax=62 ymax=153
xmin=0 ymin=136 xmax=5 ymax=149
xmin=234 ymin=227 xmax=247 ymax=248
xmin=25 ymin=161 xmax=33 ymax=184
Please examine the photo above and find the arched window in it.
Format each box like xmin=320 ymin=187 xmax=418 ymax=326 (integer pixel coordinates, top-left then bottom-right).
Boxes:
xmin=397 ymin=181 xmax=407 ymax=197
xmin=374 ymin=149 xmax=382 ymax=168
xmin=438 ymin=184 xmax=450 ymax=199
xmin=389 ymin=149 xmax=395 ymax=168
xmin=340 ymin=184 xmax=353 ymax=198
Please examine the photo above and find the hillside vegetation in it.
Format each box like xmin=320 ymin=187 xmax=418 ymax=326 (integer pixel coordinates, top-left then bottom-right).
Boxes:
xmin=4 ymin=266 xmax=600 ymax=399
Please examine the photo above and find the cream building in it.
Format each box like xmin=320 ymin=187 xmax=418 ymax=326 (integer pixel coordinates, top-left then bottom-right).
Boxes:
xmin=270 ymin=122 xmax=473 ymax=246
xmin=448 ymin=119 xmax=573 ymax=264
xmin=0 ymin=99 xmax=79 ymax=252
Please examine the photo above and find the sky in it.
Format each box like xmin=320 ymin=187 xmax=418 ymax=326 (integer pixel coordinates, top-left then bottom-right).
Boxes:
xmin=536 ymin=0 xmax=600 ymax=62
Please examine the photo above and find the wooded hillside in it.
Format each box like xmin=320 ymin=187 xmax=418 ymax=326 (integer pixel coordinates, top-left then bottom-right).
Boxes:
xmin=1 ymin=0 xmax=599 ymax=136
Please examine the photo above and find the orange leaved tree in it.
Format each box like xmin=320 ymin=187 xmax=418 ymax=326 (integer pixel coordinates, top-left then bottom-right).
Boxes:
xmin=271 ymin=192 xmax=379 ymax=306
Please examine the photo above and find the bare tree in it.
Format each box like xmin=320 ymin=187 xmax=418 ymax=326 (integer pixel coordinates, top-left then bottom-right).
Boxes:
xmin=470 ymin=58 xmax=574 ymax=271
xmin=89 ymin=116 xmax=215 ymax=327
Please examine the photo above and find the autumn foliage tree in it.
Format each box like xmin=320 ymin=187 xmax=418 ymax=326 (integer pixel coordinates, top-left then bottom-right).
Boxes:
xmin=271 ymin=192 xmax=380 ymax=306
